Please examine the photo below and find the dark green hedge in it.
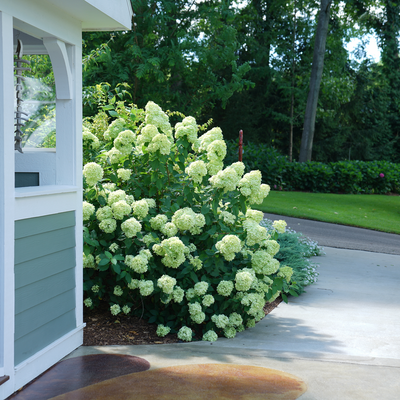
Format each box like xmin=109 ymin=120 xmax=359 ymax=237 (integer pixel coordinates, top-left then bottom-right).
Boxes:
xmin=226 ymin=141 xmax=400 ymax=194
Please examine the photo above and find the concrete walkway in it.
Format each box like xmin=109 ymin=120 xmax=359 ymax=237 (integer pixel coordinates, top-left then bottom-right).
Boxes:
xmin=64 ymin=219 xmax=400 ymax=399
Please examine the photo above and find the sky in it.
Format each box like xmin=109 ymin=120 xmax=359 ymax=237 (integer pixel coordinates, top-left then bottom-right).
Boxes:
xmin=346 ymin=34 xmax=381 ymax=63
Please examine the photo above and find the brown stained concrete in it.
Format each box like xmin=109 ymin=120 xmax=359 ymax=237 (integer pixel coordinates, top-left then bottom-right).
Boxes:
xmin=50 ymin=364 xmax=307 ymax=400
xmin=7 ymin=354 xmax=150 ymax=400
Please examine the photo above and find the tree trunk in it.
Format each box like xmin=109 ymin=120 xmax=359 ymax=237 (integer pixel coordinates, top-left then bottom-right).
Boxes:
xmin=298 ymin=0 xmax=332 ymax=162
xmin=289 ymin=0 xmax=296 ymax=163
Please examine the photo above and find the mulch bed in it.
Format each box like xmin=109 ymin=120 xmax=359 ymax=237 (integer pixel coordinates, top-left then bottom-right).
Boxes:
xmin=83 ymin=297 xmax=283 ymax=346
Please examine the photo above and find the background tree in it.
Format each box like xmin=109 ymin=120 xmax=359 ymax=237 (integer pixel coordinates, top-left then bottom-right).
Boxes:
xmin=299 ymin=0 xmax=332 ymax=162
xmin=82 ymin=0 xmax=252 ymax=118
xmin=80 ymin=0 xmax=400 ymax=163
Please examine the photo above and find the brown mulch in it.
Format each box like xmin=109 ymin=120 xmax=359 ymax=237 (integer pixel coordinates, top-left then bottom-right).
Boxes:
xmin=83 ymin=297 xmax=283 ymax=346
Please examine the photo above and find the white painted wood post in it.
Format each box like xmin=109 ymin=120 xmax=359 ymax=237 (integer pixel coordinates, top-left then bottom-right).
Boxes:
xmin=0 ymin=10 xmax=16 ymax=397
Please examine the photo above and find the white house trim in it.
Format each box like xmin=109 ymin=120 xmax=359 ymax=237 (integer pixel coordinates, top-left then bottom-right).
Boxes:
xmin=0 ymin=10 xmax=16 ymax=399
xmin=43 ymin=38 xmax=73 ymax=100
xmin=15 ymin=189 xmax=80 ymax=221
xmin=13 ymin=324 xmax=85 ymax=392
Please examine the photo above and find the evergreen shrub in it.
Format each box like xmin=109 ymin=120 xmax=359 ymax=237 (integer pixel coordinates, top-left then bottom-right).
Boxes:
xmin=226 ymin=141 xmax=400 ymax=194
xmin=82 ymin=102 xmax=302 ymax=342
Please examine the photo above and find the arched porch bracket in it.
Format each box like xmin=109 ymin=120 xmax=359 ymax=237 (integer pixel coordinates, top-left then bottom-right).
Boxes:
xmin=43 ymin=37 xmax=72 ymax=100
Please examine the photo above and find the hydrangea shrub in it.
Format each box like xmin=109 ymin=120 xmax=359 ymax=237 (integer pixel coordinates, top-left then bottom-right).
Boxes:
xmin=82 ymin=101 xmax=298 ymax=341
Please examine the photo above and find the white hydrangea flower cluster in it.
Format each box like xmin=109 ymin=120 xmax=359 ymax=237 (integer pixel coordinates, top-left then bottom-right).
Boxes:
xmin=147 ymin=132 xmax=172 ymax=155
xmin=122 ymin=305 xmax=131 ymax=314
xmin=157 ymin=274 xmax=176 ymax=294
xmin=172 ymin=286 xmax=185 ymax=303
xmin=273 ymin=219 xmax=287 ymax=233
xmin=83 ymin=201 xmax=95 ymax=221
xmin=207 ymin=160 xmax=224 ymax=176
xmin=175 ymin=116 xmax=198 ymax=143
xmin=211 ymin=314 xmax=229 ymax=328
xmin=153 ymin=237 xmax=186 ymax=268
xmin=139 ymin=280 xmax=154 ymax=296
xmin=99 ymin=218 xmax=117 ymax=233
xmin=251 ymin=250 xmax=280 ymax=275
xmin=137 ymin=124 xmax=158 ymax=146
xmin=113 ymin=285 xmax=123 ymax=296
xmin=238 ymin=170 xmax=271 ymax=204
xmin=131 ymin=199 xmax=149 ymax=220
xmin=243 ymin=217 xmax=269 ymax=246
xmin=103 ymin=182 xmax=116 ymax=191
xmin=209 ymin=166 xmax=241 ymax=192
xmin=107 ymin=189 xmax=127 ymax=206
xmin=171 ymin=208 xmax=205 ymax=235
xmin=150 ymin=214 xmax=168 ymax=230
xmin=114 ymin=130 xmax=135 ymax=156
xmin=111 ymin=200 xmax=131 ymax=220
xmin=229 ymin=312 xmax=243 ymax=327
xmin=145 ymin=101 xmax=173 ymax=139
xmin=110 ymin=304 xmax=121 ymax=316
xmin=177 ymin=326 xmax=193 ymax=342
xmin=196 ymin=127 xmax=223 ymax=152
xmin=202 ymin=294 xmax=215 ymax=307
xmin=230 ymin=162 xmax=245 ymax=177
xmin=194 ymin=281 xmax=209 ymax=296
xmin=117 ymin=168 xmax=132 ymax=181
xmin=219 ymin=211 xmax=236 ymax=225
xmin=104 ymin=118 xmax=126 ymax=141
xmin=83 ymin=162 xmax=103 ymax=186
xmin=245 ymin=209 xmax=264 ymax=223
xmin=121 ymin=217 xmax=142 ymax=238
xmin=185 ymin=160 xmax=208 ymax=184
xmin=189 ymin=256 xmax=203 ymax=270
xmin=160 ymin=222 xmax=178 ymax=237
xmin=251 ymin=278 xmax=272 ymax=294
xmin=264 ymin=240 xmax=280 ymax=256
xmin=224 ymin=326 xmax=237 ymax=338
xmin=84 ymin=298 xmax=92 ymax=307
xmin=91 ymin=285 xmax=100 ymax=293
xmin=156 ymin=324 xmax=171 ymax=337
xmin=277 ymin=266 xmax=294 ymax=283
xmin=188 ymin=302 xmax=205 ymax=324
xmin=127 ymin=279 xmax=139 ymax=290
xmin=83 ymin=253 xmax=95 ymax=269
xmin=216 ymin=280 xmax=234 ymax=296
xmin=106 ymin=147 xmax=123 ymax=164
xmin=241 ymin=292 xmax=266 ymax=320
xmin=144 ymin=198 xmax=156 ymax=208
xmin=185 ymin=288 xmax=196 ymax=300
xmin=96 ymin=206 xmax=113 ymax=221
xmin=235 ymin=268 xmax=255 ymax=291
xmin=215 ymin=235 xmax=242 ymax=261
xmin=202 ymin=330 xmax=218 ymax=342
xmin=206 ymin=139 xmax=227 ymax=162
xmin=83 ymin=127 xmax=100 ymax=149
xmin=125 ymin=249 xmax=152 ymax=274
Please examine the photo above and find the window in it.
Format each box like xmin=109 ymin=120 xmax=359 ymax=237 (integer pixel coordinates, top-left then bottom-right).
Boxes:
xmin=14 ymin=32 xmax=56 ymax=150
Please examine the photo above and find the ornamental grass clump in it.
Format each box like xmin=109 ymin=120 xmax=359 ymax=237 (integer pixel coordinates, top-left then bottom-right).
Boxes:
xmin=82 ymin=101 xmax=300 ymax=341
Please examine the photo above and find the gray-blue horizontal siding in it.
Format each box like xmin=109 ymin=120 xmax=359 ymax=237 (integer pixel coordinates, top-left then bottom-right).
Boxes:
xmin=14 ymin=211 xmax=77 ymax=366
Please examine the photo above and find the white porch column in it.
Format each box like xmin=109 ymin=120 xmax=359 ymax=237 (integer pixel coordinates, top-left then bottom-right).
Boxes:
xmin=0 ymin=10 xmax=16 ymax=399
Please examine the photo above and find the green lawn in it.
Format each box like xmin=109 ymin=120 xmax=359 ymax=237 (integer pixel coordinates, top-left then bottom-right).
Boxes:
xmin=254 ymin=191 xmax=400 ymax=234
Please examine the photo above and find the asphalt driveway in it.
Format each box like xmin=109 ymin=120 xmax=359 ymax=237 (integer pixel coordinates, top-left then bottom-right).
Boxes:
xmin=264 ymin=213 xmax=400 ymax=255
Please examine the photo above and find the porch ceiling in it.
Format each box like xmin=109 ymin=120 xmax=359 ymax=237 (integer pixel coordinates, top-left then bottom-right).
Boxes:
xmin=34 ymin=0 xmax=132 ymax=31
